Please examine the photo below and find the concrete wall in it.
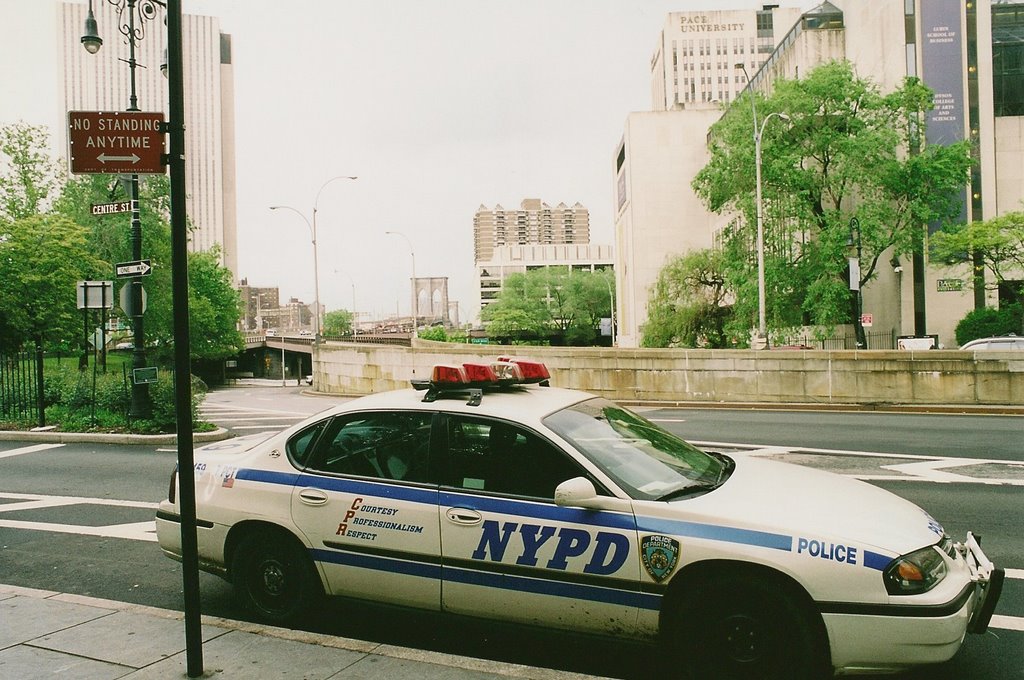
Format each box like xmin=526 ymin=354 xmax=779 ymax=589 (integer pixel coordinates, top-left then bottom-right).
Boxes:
xmin=315 ymin=340 xmax=1024 ymax=406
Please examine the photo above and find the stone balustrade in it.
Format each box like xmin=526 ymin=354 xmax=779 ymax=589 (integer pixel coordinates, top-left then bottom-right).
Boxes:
xmin=314 ymin=339 xmax=1024 ymax=406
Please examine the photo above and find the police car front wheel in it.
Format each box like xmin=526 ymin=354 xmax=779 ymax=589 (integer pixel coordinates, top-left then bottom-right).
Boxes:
xmin=673 ymin=574 xmax=830 ymax=680
xmin=232 ymin=531 xmax=322 ymax=625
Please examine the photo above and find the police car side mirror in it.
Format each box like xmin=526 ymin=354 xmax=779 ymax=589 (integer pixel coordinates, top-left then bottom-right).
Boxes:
xmin=553 ymin=476 xmax=627 ymax=512
xmin=554 ymin=476 xmax=597 ymax=507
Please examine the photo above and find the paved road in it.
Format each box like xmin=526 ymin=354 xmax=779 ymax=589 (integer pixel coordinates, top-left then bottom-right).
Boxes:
xmin=1 ymin=389 xmax=1021 ymax=678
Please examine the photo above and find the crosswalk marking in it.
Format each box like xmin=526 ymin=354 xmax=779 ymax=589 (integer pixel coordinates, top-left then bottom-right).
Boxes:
xmin=0 ymin=443 xmax=64 ymax=459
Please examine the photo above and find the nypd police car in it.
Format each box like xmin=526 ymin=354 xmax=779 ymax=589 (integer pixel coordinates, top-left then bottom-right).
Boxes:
xmin=156 ymin=358 xmax=1002 ymax=679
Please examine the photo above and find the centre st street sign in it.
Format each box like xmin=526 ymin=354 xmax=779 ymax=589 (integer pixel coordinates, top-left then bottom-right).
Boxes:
xmin=68 ymin=111 xmax=166 ymax=175
xmin=91 ymin=201 xmax=132 ymax=216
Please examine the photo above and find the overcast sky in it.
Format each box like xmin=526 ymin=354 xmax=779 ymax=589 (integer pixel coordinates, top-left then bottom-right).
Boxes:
xmin=3 ymin=0 xmax=804 ymax=323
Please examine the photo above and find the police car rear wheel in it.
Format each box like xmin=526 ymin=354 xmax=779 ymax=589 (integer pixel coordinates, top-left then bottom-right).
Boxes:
xmin=674 ymin=575 xmax=828 ymax=680
xmin=232 ymin=532 xmax=320 ymax=625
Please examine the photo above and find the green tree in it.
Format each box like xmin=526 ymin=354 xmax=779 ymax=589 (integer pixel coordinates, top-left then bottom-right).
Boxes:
xmin=176 ymin=246 xmax=245 ymax=362
xmin=482 ymin=268 xmax=612 ymax=345
xmin=481 ymin=271 xmax=554 ymax=342
xmin=323 ymin=309 xmax=353 ymax=336
xmin=642 ymin=249 xmax=732 ymax=348
xmin=930 ymin=211 xmax=1024 ymax=296
xmin=693 ymin=61 xmax=971 ymax=343
xmin=0 ymin=122 xmax=63 ymax=221
xmin=0 ymin=214 xmax=107 ymax=350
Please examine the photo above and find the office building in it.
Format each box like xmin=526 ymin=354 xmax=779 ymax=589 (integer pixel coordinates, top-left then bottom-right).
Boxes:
xmin=649 ymin=5 xmax=802 ymax=110
xmin=615 ymin=0 xmax=1024 ymax=348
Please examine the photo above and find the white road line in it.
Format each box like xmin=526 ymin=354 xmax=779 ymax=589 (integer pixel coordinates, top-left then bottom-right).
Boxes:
xmin=200 ymin=403 xmax=311 ymax=416
xmin=691 ymin=441 xmax=1024 ymax=486
xmin=0 ymin=443 xmax=64 ymax=460
xmin=1006 ymin=569 xmax=1024 ymax=580
xmin=0 ymin=519 xmax=156 ymax=542
xmin=991 ymin=615 xmax=1024 ymax=632
xmin=0 ymin=492 xmax=157 ymax=509
xmin=210 ymin=416 xmax=305 ymax=423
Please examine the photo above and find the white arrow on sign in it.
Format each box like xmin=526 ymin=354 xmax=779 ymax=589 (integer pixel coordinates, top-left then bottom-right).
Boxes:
xmin=116 ymin=261 xmax=152 ymax=277
xmin=98 ymin=153 xmax=141 ymax=164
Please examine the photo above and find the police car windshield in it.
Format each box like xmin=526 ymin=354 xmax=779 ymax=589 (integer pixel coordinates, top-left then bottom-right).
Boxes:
xmin=543 ymin=398 xmax=726 ymax=501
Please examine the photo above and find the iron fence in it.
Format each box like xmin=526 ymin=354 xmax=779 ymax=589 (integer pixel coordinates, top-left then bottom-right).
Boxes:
xmin=0 ymin=351 xmax=41 ymax=426
xmin=774 ymin=330 xmax=896 ymax=350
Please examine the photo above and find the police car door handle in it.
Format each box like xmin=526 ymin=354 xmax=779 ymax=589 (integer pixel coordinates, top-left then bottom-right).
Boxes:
xmin=445 ymin=507 xmax=482 ymax=525
xmin=297 ymin=489 xmax=329 ymax=506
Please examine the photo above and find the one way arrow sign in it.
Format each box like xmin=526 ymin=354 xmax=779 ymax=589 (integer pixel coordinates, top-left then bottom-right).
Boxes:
xmin=115 ymin=259 xmax=152 ymax=278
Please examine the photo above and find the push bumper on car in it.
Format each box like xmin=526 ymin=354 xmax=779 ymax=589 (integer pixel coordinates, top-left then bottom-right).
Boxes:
xmin=962 ymin=531 xmax=1004 ymax=634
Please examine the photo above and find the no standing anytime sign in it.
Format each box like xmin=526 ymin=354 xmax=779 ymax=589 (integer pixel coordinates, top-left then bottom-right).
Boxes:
xmin=68 ymin=111 xmax=166 ymax=175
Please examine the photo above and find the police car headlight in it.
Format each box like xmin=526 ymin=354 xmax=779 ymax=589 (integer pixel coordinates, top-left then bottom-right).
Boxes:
xmin=883 ymin=545 xmax=947 ymax=595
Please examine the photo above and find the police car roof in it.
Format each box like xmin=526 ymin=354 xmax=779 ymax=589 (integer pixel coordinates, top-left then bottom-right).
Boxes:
xmin=332 ymin=383 xmax=595 ymax=422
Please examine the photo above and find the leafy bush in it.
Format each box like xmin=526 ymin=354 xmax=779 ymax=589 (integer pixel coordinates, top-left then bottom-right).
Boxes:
xmin=954 ymin=304 xmax=1023 ymax=347
xmin=417 ymin=326 xmax=449 ymax=342
xmin=42 ymin=365 xmax=209 ymax=433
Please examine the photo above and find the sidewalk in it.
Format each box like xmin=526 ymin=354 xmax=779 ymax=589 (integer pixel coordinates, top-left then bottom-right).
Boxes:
xmin=0 ymin=584 xmax=607 ymax=680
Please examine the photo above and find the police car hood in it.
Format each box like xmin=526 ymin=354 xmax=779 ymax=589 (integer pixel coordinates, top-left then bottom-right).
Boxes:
xmin=682 ymin=454 xmax=942 ymax=556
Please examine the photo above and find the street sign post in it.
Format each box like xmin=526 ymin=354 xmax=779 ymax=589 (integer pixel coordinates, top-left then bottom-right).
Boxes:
xmin=115 ymin=259 xmax=152 ymax=278
xmin=68 ymin=111 xmax=166 ymax=175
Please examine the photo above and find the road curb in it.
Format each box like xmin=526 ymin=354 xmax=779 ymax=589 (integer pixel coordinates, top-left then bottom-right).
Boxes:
xmin=0 ymin=427 xmax=232 ymax=445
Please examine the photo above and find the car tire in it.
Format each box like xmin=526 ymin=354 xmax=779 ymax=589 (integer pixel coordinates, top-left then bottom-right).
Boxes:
xmin=231 ymin=530 xmax=322 ymax=625
xmin=671 ymin=573 xmax=829 ymax=680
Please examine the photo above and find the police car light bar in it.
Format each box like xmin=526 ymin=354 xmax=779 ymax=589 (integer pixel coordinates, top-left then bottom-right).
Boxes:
xmin=411 ymin=359 xmax=550 ymax=404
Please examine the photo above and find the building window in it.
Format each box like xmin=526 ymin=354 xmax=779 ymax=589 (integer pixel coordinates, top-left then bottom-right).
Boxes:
xmin=993 ymin=4 xmax=1024 ymax=116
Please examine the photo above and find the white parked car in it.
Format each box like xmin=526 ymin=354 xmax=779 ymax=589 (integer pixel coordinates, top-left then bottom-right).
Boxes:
xmin=156 ymin=359 xmax=1002 ymax=679
xmin=960 ymin=335 xmax=1024 ymax=350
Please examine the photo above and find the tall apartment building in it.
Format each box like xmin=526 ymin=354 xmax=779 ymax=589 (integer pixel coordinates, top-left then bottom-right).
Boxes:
xmin=473 ymin=199 xmax=590 ymax=264
xmin=615 ymin=0 xmax=1024 ymax=348
xmin=649 ymin=5 xmax=802 ymax=110
xmin=56 ymin=1 xmax=238 ymax=279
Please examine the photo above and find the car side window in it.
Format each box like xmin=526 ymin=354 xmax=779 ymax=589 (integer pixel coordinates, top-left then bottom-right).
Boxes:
xmin=287 ymin=421 xmax=329 ymax=469
xmin=444 ymin=416 xmax=583 ymax=499
xmin=306 ymin=411 xmax=433 ymax=482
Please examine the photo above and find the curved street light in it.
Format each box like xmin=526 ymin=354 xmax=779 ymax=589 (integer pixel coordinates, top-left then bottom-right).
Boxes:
xmin=269 ymin=176 xmax=356 ymax=342
xmin=737 ymin=62 xmax=789 ymax=349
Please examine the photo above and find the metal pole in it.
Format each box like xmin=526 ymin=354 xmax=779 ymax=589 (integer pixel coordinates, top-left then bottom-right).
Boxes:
xmin=124 ymin=0 xmax=149 ymax=416
xmin=385 ymin=231 xmax=417 ymax=336
xmin=167 ymin=1 xmax=203 ymax=675
xmin=738 ymin=63 xmax=767 ymax=348
xmin=281 ymin=339 xmax=286 ymax=387
xmin=311 ymin=176 xmax=357 ymax=341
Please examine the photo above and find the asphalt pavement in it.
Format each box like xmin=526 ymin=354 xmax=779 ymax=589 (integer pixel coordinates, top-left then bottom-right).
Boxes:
xmin=0 ymin=583 xmax=606 ymax=680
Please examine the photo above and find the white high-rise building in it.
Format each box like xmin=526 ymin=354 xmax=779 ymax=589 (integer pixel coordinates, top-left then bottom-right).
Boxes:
xmin=56 ymin=1 xmax=238 ymax=278
xmin=649 ymin=5 xmax=802 ymax=111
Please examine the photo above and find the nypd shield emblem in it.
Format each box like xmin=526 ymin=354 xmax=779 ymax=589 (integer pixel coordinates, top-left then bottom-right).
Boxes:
xmin=641 ymin=535 xmax=680 ymax=582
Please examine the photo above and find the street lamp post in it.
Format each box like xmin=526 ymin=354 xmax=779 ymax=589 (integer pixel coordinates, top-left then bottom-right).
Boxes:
xmin=737 ymin=63 xmax=789 ymax=349
xmin=603 ymin=271 xmax=616 ymax=347
xmin=848 ymin=217 xmax=866 ymax=349
xmin=83 ymin=0 xmax=164 ymax=417
xmin=270 ymin=176 xmax=356 ymax=342
xmin=334 ymin=270 xmax=357 ymax=336
xmin=385 ymin=231 xmax=417 ymax=336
